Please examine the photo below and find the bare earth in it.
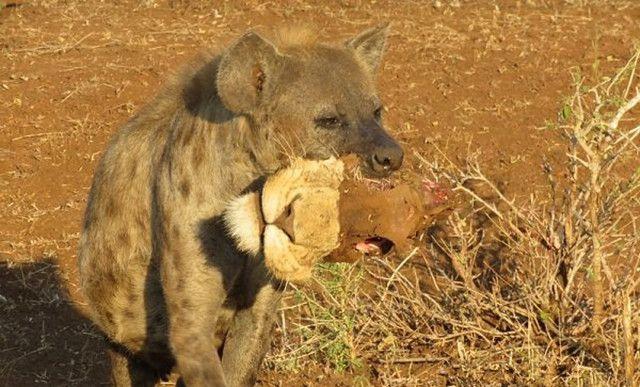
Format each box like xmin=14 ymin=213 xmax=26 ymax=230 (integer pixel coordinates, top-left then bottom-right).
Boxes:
xmin=1 ymin=0 xmax=639 ymax=386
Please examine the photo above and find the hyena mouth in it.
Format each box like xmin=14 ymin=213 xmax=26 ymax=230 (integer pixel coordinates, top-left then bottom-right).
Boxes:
xmin=359 ymin=158 xmax=392 ymax=178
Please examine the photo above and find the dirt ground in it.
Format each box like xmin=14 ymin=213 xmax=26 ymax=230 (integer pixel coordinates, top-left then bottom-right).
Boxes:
xmin=1 ymin=0 xmax=639 ymax=385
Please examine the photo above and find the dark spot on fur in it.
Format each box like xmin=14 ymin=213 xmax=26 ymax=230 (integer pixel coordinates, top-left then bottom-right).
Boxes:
xmin=179 ymin=179 xmax=191 ymax=199
xmin=117 ymin=231 xmax=130 ymax=246
xmin=191 ymin=140 xmax=205 ymax=170
xmin=104 ymin=270 xmax=117 ymax=286
xmin=168 ymin=300 xmax=180 ymax=312
xmin=105 ymin=198 xmax=119 ymax=217
xmin=181 ymin=127 xmax=195 ymax=147
xmin=169 ymin=248 xmax=182 ymax=268
xmin=104 ymin=246 xmax=116 ymax=262
xmin=180 ymin=298 xmax=192 ymax=310
xmin=129 ymin=160 xmax=138 ymax=179
xmin=171 ymin=225 xmax=181 ymax=240
xmin=124 ymin=308 xmax=136 ymax=319
xmin=128 ymin=292 xmax=139 ymax=303
xmin=163 ymin=208 xmax=173 ymax=225
xmin=105 ymin=311 xmax=115 ymax=324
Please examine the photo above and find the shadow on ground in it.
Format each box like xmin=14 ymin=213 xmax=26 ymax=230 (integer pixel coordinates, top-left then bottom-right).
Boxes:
xmin=0 ymin=259 xmax=109 ymax=386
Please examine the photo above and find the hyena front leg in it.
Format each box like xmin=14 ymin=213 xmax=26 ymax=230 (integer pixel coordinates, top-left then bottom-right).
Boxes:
xmin=221 ymin=264 xmax=283 ymax=387
xmin=108 ymin=347 xmax=159 ymax=387
xmin=160 ymin=227 xmax=229 ymax=387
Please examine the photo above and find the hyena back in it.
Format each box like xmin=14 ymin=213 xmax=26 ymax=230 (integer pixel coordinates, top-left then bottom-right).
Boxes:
xmin=78 ymin=24 xmax=402 ymax=387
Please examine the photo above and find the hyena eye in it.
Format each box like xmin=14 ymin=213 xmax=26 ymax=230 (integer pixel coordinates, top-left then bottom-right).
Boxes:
xmin=374 ymin=106 xmax=383 ymax=120
xmin=315 ymin=116 xmax=343 ymax=130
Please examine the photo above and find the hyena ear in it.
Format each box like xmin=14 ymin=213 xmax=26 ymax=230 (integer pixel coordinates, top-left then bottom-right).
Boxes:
xmin=346 ymin=22 xmax=390 ymax=74
xmin=217 ymin=31 xmax=281 ymax=114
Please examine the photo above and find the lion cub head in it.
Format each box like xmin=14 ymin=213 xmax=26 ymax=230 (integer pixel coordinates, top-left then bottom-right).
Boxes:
xmin=225 ymin=158 xmax=344 ymax=283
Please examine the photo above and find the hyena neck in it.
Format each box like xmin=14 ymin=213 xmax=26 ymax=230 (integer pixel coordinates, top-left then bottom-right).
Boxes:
xmin=173 ymin=113 xmax=283 ymax=199
xmin=235 ymin=117 xmax=284 ymax=177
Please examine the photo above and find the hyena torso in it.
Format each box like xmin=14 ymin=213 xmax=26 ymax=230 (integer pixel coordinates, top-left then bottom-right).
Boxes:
xmin=78 ymin=25 xmax=402 ymax=387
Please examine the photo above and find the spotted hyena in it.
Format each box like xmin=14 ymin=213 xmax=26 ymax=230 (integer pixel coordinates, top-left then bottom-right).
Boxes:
xmin=78 ymin=24 xmax=403 ymax=387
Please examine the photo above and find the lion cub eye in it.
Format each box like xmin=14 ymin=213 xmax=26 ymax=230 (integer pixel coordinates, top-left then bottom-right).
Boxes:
xmin=315 ymin=115 xmax=343 ymax=130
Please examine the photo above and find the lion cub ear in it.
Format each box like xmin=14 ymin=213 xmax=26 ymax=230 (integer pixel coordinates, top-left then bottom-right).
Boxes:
xmin=224 ymin=192 xmax=264 ymax=255
xmin=216 ymin=31 xmax=282 ymax=114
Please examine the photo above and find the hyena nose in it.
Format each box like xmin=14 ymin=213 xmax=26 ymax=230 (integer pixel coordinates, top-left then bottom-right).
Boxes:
xmin=372 ymin=144 xmax=404 ymax=173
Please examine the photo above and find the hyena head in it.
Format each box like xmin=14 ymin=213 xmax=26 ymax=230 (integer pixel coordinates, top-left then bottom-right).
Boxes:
xmin=216 ymin=24 xmax=403 ymax=177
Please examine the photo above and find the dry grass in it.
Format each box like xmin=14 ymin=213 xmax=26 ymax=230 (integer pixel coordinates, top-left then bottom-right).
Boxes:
xmin=268 ymin=49 xmax=640 ymax=386
xmin=2 ymin=1 xmax=640 ymax=385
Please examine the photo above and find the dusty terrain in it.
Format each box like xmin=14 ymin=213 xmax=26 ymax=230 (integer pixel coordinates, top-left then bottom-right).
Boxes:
xmin=1 ymin=0 xmax=639 ymax=385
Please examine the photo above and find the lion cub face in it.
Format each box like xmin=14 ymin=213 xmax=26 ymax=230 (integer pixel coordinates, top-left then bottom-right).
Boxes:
xmin=225 ymin=158 xmax=343 ymax=282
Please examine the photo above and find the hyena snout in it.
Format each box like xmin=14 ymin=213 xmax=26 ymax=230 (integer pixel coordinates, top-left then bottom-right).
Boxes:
xmin=371 ymin=140 xmax=403 ymax=174
xmin=362 ymin=125 xmax=404 ymax=177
